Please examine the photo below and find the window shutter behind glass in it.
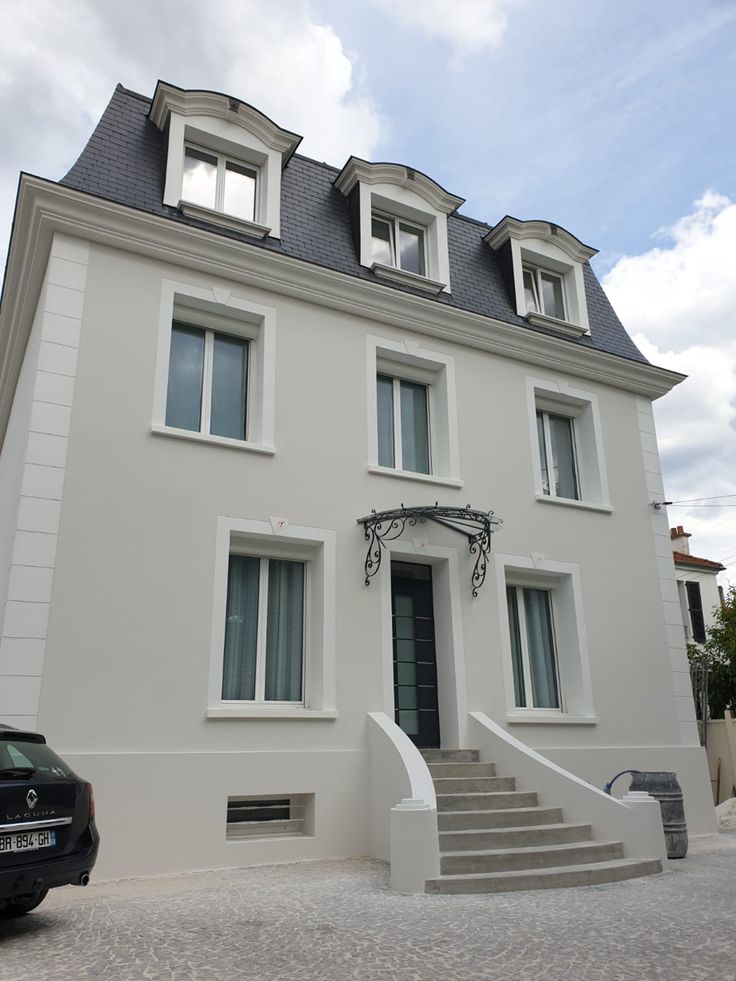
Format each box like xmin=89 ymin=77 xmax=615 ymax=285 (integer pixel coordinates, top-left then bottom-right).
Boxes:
xmin=265 ymin=560 xmax=304 ymax=701
xmin=686 ymin=581 xmax=706 ymax=643
xmin=222 ymin=555 xmax=260 ymax=699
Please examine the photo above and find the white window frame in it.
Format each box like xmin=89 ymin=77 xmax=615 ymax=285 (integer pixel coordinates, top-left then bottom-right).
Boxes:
xmin=152 ymin=280 xmax=276 ymax=456
xmin=207 ymin=517 xmax=336 ymax=719
xmin=182 ymin=144 xmax=260 ymax=224
xmin=527 ymin=377 xmax=611 ymax=512
xmin=506 ymin=584 xmax=561 ymax=711
xmin=536 ymin=408 xmax=580 ymax=501
xmin=367 ymin=335 xmax=462 ymax=488
xmin=167 ymin=320 xmax=250 ymax=440
xmin=223 ymin=554 xmax=306 ymax=705
xmin=495 ymin=554 xmax=596 ymax=724
xmin=523 ymin=265 xmax=567 ymax=321
xmin=371 ymin=211 xmax=427 ymax=278
xmin=377 ymin=373 xmax=432 ymax=475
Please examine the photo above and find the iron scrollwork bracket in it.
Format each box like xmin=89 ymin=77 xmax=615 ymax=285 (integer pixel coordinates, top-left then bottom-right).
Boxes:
xmin=356 ymin=504 xmax=501 ymax=596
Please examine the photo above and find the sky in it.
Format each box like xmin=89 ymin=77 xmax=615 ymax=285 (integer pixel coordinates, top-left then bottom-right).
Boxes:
xmin=1 ymin=0 xmax=735 ymax=583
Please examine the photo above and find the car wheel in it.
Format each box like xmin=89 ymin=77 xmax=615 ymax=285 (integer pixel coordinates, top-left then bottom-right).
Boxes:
xmin=0 ymin=889 xmax=49 ymax=918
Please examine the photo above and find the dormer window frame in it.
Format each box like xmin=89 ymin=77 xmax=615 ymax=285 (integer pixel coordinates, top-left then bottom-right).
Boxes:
xmin=485 ymin=218 xmax=597 ymax=338
xmin=371 ymin=210 xmax=427 ymax=278
xmin=523 ymin=264 xmax=567 ymax=322
xmin=335 ymin=157 xmax=464 ymax=296
xmin=182 ymin=143 xmax=261 ymax=226
xmin=150 ymin=82 xmax=301 ymax=242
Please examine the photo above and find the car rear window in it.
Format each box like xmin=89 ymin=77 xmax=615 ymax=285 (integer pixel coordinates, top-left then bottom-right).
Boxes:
xmin=0 ymin=738 xmax=74 ymax=778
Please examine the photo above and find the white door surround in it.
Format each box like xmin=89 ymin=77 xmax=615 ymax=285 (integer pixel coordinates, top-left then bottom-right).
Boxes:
xmin=378 ymin=540 xmax=468 ymax=749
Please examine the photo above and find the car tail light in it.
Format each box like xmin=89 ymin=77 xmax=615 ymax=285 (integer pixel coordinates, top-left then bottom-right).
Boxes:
xmin=87 ymin=783 xmax=95 ymax=821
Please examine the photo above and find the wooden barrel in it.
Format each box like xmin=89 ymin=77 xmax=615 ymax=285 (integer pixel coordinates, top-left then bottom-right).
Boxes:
xmin=630 ymin=771 xmax=688 ymax=858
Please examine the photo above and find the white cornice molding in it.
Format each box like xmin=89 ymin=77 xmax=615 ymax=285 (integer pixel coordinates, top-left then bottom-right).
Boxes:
xmin=334 ymin=157 xmax=464 ymax=215
xmin=484 ymin=216 xmax=598 ymax=263
xmin=0 ymin=178 xmax=685 ymax=446
xmin=149 ymin=81 xmax=302 ymax=162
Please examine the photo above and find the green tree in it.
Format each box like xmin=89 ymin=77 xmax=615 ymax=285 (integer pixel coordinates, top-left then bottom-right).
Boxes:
xmin=688 ymin=585 xmax=736 ymax=719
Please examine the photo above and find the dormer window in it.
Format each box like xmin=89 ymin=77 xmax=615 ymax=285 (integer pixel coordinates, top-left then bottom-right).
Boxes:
xmin=183 ymin=147 xmax=258 ymax=222
xmin=335 ymin=157 xmax=463 ymax=295
xmin=371 ymin=213 xmax=426 ymax=277
xmin=485 ymin=218 xmax=597 ymax=338
xmin=523 ymin=266 xmax=566 ymax=321
xmin=150 ymin=82 xmax=301 ymax=241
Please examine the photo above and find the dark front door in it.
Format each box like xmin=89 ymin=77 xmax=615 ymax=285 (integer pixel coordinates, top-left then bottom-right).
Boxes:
xmin=391 ymin=562 xmax=440 ymax=748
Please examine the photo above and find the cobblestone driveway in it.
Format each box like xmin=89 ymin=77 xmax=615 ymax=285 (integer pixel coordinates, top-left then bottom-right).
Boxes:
xmin=2 ymin=836 xmax=736 ymax=980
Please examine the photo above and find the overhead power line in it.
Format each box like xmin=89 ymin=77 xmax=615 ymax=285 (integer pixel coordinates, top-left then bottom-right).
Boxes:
xmin=669 ymin=493 xmax=736 ymax=504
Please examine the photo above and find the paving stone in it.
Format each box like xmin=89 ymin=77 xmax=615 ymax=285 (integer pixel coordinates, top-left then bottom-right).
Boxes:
xmin=2 ymin=835 xmax=736 ymax=980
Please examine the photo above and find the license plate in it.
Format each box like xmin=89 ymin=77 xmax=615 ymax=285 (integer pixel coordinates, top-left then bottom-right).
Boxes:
xmin=0 ymin=830 xmax=56 ymax=854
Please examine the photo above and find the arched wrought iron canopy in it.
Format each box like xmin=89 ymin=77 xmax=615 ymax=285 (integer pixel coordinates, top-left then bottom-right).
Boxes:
xmin=357 ymin=504 xmax=501 ymax=596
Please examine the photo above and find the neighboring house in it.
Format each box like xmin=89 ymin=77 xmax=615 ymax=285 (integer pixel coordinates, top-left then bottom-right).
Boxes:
xmin=0 ymin=82 xmax=716 ymax=890
xmin=671 ymin=526 xmax=725 ymax=645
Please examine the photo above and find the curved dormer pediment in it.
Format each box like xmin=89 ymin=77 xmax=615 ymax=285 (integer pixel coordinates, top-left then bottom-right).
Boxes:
xmin=335 ymin=157 xmax=464 ymax=294
xmin=150 ymin=81 xmax=302 ymax=239
xmin=484 ymin=216 xmax=597 ymax=336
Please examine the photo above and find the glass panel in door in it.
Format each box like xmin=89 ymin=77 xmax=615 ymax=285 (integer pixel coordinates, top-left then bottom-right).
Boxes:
xmin=391 ymin=562 xmax=440 ymax=748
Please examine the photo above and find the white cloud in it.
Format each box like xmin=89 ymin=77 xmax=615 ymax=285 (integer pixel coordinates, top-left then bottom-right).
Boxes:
xmin=602 ymin=195 xmax=736 ymax=581
xmin=0 ymin=0 xmax=383 ymax=263
xmin=372 ymin=0 xmax=519 ymax=53
xmin=602 ymin=192 xmax=736 ymax=347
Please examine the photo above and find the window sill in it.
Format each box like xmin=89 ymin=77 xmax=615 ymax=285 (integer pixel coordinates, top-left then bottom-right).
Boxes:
xmin=151 ymin=425 xmax=276 ymax=455
xmin=179 ymin=200 xmax=272 ymax=239
xmin=368 ymin=465 xmax=463 ymax=489
xmin=206 ymin=706 xmax=337 ymax=720
xmin=506 ymin=713 xmax=598 ymax=725
xmin=535 ymin=494 xmax=613 ymax=514
xmin=370 ymin=262 xmax=446 ymax=294
xmin=526 ymin=311 xmax=589 ymax=338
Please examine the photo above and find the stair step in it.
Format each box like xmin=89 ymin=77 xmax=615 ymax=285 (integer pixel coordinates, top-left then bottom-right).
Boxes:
xmin=438 ymin=806 xmax=563 ymax=830
xmin=432 ymin=776 xmax=515 ymax=794
xmin=426 ymin=858 xmax=663 ymax=895
xmin=427 ymin=762 xmax=497 ymax=779
xmin=420 ymin=749 xmax=480 ymax=763
xmin=437 ymin=791 xmax=538 ymax=812
xmin=439 ymin=823 xmax=593 ymax=851
xmin=440 ymin=840 xmax=624 ymax=875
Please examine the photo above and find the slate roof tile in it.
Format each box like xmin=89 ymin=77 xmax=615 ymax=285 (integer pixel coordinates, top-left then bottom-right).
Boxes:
xmin=60 ymin=84 xmax=647 ymax=365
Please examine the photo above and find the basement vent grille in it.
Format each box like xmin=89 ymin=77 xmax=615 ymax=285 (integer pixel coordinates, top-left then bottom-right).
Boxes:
xmin=226 ymin=794 xmax=311 ymax=840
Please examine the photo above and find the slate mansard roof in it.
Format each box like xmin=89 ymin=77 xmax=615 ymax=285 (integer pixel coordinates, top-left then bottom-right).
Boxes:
xmin=60 ymin=84 xmax=647 ymax=365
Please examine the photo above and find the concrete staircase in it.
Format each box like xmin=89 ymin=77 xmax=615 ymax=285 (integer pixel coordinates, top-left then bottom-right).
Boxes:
xmin=422 ymin=749 xmax=662 ymax=895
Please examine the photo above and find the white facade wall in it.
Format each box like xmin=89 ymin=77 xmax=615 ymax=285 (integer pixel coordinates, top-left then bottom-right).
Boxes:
xmin=0 ymin=236 xmax=87 ymax=729
xmin=0 ymin=235 xmax=715 ymax=879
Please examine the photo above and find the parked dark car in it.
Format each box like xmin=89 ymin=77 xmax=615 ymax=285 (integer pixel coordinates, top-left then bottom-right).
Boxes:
xmin=0 ymin=724 xmax=99 ymax=917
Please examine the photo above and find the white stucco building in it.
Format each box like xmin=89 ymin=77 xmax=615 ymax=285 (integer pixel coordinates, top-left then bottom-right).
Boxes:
xmin=671 ymin=526 xmax=725 ymax=646
xmin=0 ymin=82 xmax=716 ymax=891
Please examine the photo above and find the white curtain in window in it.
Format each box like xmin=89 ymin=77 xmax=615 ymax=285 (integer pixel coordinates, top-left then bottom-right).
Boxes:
xmin=505 ymin=587 xmax=527 ymax=707
xmin=222 ymin=555 xmax=259 ymax=699
xmin=265 ymin=560 xmax=304 ymax=701
xmin=523 ymin=589 xmax=559 ymax=709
